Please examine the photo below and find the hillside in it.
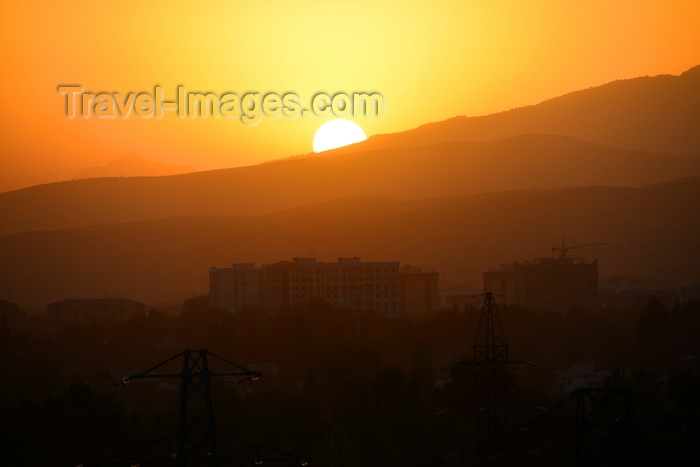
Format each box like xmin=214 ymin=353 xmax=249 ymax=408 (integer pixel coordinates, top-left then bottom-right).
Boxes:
xmin=74 ymin=154 xmax=197 ymax=179
xmin=2 ymin=178 xmax=699 ymax=309
xmin=336 ymin=65 xmax=700 ymax=157
xmin=1 ymin=134 xmax=699 ymax=236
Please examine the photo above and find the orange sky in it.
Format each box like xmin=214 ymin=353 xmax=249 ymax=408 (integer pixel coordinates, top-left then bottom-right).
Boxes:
xmin=1 ymin=0 xmax=700 ymax=192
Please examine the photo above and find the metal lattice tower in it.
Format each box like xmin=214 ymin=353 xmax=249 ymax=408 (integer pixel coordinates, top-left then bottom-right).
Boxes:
xmin=174 ymin=350 xmax=231 ymax=465
xmin=473 ymin=292 xmax=510 ymax=465
xmin=517 ymin=387 xmax=690 ymax=466
xmin=78 ymin=349 xmax=308 ymax=466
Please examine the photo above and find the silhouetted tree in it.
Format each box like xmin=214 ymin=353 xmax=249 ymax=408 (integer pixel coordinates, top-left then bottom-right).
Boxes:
xmin=407 ymin=340 xmax=434 ymax=410
xmin=635 ymin=296 xmax=672 ymax=363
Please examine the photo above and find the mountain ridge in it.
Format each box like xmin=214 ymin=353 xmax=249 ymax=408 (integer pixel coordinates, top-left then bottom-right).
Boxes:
xmin=328 ymin=65 xmax=700 ymax=157
xmin=74 ymin=153 xmax=197 ymax=179
xmin=2 ymin=178 xmax=698 ymax=309
xmin=2 ymin=134 xmax=700 ymax=236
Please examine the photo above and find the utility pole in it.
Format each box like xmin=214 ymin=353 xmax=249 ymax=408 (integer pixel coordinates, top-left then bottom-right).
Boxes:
xmin=472 ymin=292 xmax=510 ymax=465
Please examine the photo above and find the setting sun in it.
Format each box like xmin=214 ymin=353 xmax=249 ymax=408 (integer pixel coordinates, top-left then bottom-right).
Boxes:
xmin=312 ymin=119 xmax=368 ymax=152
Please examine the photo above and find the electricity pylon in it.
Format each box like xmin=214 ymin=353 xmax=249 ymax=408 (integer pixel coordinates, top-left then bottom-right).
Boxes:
xmin=78 ymin=349 xmax=308 ymax=466
xmin=472 ymin=292 xmax=510 ymax=465
xmin=517 ymin=387 xmax=691 ymax=466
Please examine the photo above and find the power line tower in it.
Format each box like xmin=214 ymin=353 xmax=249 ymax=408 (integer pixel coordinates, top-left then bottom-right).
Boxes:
xmin=517 ymin=387 xmax=692 ymax=465
xmin=78 ymin=349 xmax=308 ymax=466
xmin=472 ymin=292 xmax=510 ymax=465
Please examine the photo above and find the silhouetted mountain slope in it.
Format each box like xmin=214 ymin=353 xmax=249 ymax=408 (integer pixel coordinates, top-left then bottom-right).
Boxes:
xmin=2 ymin=134 xmax=700 ymax=236
xmin=75 ymin=153 xmax=197 ymax=179
xmin=2 ymin=180 xmax=699 ymax=308
xmin=336 ymin=65 xmax=700 ymax=157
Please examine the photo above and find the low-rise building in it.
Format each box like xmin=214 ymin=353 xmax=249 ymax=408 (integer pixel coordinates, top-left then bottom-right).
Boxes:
xmin=679 ymin=282 xmax=700 ymax=303
xmin=443 ymin=285 xmax=484 ymax=311
xmin=0 ymin=299 xmax=25 ymax=330
xmin=183 ymin=294 xmax=211 ymax=313
xmin=556 ymin=363 xmax=611 ymax=393
xmin=47 ymin=298 xmax=145 ymax=332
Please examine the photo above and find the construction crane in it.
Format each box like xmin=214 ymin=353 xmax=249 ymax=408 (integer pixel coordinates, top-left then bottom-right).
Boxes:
xmin=551 ymin=238 xmax=606 ymax=259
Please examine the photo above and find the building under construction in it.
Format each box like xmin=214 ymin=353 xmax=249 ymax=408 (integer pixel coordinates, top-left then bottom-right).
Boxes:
xmin=484 ymin=240 xmax=601 ymax=311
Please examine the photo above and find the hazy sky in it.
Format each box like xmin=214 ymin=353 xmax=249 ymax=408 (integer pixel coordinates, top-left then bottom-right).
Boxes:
xmin=1 ymin=0 xmax=699 ymax=192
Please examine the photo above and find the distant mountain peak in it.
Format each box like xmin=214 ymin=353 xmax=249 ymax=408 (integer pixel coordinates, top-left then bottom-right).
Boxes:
xmin=75 ymin=154 xmax=197 ymax=179
xmin=117 ymin=153 xmax=148 ymax=162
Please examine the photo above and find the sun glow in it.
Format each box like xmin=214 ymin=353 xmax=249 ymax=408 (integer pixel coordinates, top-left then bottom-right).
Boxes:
xmin=312 ymin=119 xmax=368 ymax=152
